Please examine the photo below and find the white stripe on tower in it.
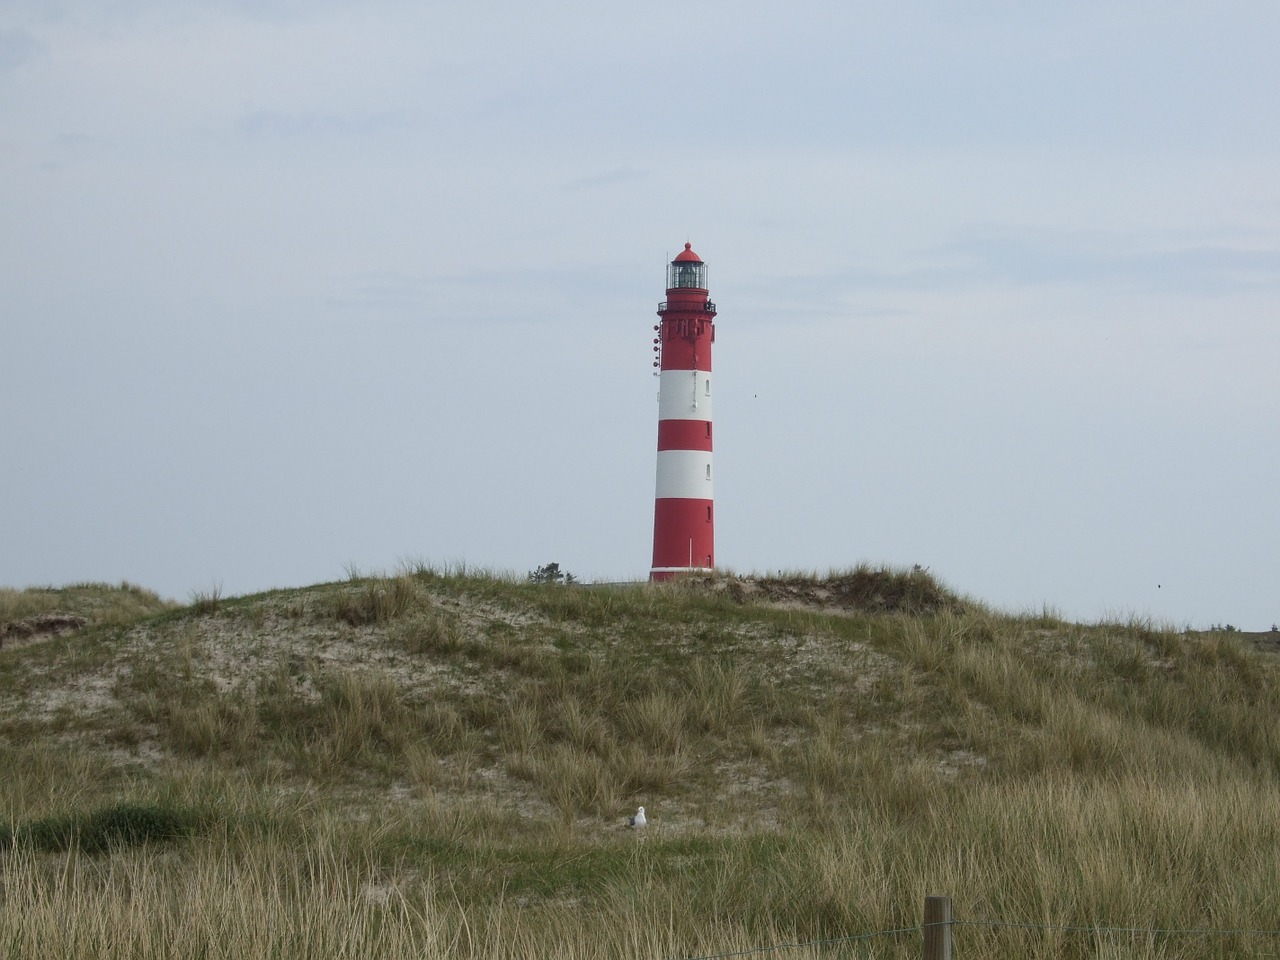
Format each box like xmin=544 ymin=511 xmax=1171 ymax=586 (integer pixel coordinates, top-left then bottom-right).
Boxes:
xmin=656 ymin=369 xmax=714 ymax=422
xmin=655 ymin=450 xmax=713 ymax=500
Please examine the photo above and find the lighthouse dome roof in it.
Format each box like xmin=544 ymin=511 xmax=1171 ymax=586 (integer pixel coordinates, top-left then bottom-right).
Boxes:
xmin=672 ymin=242 xmax=703 ymax=263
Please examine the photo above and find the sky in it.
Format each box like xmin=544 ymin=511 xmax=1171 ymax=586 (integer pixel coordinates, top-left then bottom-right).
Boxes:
xmin=2 ymin=1 xmax=1277 ymax=629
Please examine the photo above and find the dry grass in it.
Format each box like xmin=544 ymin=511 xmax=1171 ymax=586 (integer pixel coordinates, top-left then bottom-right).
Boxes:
xmin=2 ymin=566 xmax=1280 ymax=958
xmin=0 ymin=581 xmax=174 ymax=637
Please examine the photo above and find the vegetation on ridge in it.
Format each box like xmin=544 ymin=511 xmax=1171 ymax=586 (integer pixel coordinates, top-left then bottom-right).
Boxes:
xmin=1 ymin=564 xmax=1279 ymax=958
xmin=0 ymin=581 xmax=173 ymax=646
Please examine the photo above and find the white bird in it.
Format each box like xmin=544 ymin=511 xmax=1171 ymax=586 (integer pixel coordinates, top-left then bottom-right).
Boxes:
xmin=628 ymin=806 xmax=647 ymax=829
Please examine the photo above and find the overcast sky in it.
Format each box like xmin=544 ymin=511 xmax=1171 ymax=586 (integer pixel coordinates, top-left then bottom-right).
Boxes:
xmin=2 ymin=1 xmax=1277 ymax=629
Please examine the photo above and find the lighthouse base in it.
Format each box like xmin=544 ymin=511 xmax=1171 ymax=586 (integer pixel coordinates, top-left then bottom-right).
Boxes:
xmin=649 ymin=566 xmax=714 ymax=582
xmin=650 ymin=497 xmax=714 ymax=580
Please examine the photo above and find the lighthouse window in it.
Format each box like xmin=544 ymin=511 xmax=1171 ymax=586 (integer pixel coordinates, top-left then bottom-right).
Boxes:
xmin=704 ymin=379 xmax=711 ymax=396
xmin=705 ymin=422 xmax=711 ymax=439
xmin=705 ymin=464 xmax=711 ymax=480
xmin=667 ymin=260 xmax=708 ymax=289
xmin=706 ymin=505 xmax=712 ymax=522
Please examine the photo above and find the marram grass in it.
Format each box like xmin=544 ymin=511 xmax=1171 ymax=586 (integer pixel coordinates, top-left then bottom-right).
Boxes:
xmin=2 ymin=566 xmax=1279 ymax=958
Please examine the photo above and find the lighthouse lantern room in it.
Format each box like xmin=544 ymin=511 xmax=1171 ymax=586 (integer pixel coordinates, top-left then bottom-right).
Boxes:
xmin=650 ymin=242 xmax=717 ymax=581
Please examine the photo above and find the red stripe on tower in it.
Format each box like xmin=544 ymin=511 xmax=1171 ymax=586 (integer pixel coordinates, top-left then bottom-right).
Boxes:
xmin=650 ymin=242 xmax=717 ymax=581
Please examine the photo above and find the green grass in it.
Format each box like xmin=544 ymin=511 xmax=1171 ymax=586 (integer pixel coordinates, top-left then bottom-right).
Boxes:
xmin=2 ymin=566 xmax=1279 ymax=958
xmin=3 ymin=801 xmax=204 ymax=853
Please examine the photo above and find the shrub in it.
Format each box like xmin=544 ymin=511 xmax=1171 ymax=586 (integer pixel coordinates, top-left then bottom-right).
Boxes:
xmin=744 ymin=565 xmax=963 ymax=615
xmin=528 ymin=562 xmax=576 ymax=585
xmin=8 ymin=803 xmax=200 ymax=854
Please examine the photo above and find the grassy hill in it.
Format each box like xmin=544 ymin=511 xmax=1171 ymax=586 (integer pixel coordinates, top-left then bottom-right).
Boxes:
xmin=2 ymin=566 xmax=1279 ymax=959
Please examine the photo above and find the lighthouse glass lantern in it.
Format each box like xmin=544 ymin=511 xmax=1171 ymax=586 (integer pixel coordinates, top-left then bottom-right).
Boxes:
xmin=667 ymin=258 xmax=707 ymax=290
xmin=650 ymin=242 xmax=717 ymax=581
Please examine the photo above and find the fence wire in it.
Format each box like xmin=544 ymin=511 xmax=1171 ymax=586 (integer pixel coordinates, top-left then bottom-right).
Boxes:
xmin=672 ymin=915 xmax=1280 ymax=960
xmin=672 ymin=924 xmax=921 ymax=960
xmin=956 ymin=918 xmax=1280 ymax=938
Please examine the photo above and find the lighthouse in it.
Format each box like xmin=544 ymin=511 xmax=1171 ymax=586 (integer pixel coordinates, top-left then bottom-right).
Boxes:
xmin=650 ymin=242 xmax=717 ymax=581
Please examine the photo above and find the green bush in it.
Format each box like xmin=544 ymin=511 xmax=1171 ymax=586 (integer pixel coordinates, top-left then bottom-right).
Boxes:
xmin=8 ymin=803 xmax=201 ymax=854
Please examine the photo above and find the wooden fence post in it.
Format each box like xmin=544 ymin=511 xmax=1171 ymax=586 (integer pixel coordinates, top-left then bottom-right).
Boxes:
xmin=923 ymin=895 xmax=953 ymax=960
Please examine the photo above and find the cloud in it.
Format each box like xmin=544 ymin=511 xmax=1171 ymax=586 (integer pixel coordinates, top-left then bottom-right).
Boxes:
xmin=562 ymin=167 xmax=651 ymax=192
xmin=234 ymin=108 xmax=403 ymax=141
xmin=930 ymin=230 xmax=1280 ymax=296
xmin=0 ymin=28 xmax=42 ymax=76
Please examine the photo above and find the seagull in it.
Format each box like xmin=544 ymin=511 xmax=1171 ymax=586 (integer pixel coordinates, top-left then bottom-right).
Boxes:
xmin=628 ymin=806 xmax=647 ymax=829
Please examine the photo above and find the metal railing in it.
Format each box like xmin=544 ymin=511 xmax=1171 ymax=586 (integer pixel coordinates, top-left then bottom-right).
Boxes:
xmin=657 ymin=300 xmax=717 ymax=314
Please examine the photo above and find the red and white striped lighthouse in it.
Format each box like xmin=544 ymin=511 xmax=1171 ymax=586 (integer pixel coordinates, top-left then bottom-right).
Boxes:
xmin=650 ymin=242 xmax=717 ymax=581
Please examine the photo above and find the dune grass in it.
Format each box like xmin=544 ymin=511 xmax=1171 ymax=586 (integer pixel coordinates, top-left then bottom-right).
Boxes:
xmin=2 ymin=566 xmax=1279 ymax=958
xmin=0 ymin=581 xmax=174 ymax=630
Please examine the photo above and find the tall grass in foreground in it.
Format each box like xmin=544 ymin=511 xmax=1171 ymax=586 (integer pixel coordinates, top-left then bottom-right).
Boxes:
xmin=5 ymin=770 xmax=1280 ymax=958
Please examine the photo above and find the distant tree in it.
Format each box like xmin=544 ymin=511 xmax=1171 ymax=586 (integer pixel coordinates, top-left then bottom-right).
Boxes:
xmin=528 ymin=562 xmax=576 ymax=585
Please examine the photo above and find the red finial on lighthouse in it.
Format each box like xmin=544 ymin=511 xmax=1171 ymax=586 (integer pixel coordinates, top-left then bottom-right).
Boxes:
xmin=650 ymin=242 xmax=716 ymax=580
